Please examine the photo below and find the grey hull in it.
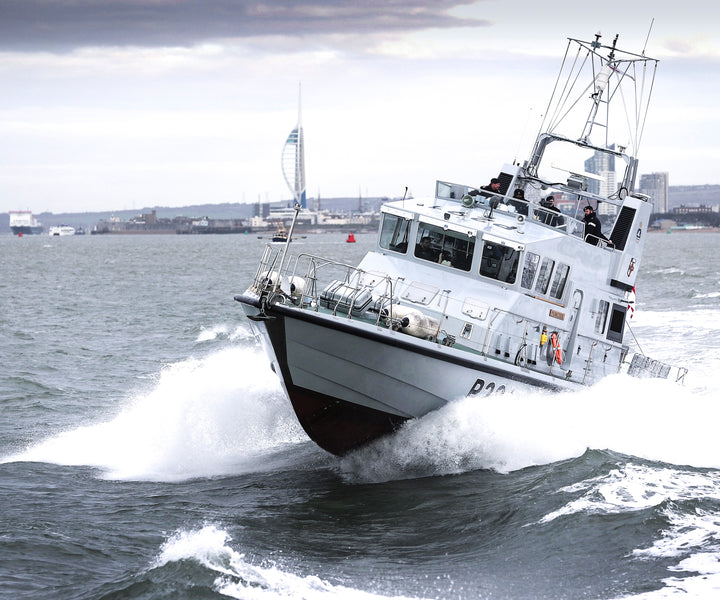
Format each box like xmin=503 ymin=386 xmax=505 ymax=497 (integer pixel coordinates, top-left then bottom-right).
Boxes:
xmin=240 ymin=294 xmax=569 ymax=455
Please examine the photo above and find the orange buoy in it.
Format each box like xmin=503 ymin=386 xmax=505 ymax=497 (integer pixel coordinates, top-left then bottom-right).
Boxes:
xmin=550 ymin=332 xmax=563 ymax=365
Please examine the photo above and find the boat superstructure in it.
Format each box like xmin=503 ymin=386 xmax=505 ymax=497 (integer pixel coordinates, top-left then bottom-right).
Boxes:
xmin=236 ymin=34 xmax=685 ymax=456
xmin=9 ymin=211 xmax=43 ymax=235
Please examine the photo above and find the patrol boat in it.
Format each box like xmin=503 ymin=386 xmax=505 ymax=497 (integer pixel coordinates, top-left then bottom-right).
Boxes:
xmin=235 ymin=33 xmax=686 ymax=456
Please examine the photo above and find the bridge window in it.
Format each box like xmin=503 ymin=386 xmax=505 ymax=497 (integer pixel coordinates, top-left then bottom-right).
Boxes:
xmin=379 ymin=212 xmax=411 ymax=254
xmin=414 ymin=223 xmax=475 ymax=271
xmin=479 ymin=241 xmax=519 ymax=284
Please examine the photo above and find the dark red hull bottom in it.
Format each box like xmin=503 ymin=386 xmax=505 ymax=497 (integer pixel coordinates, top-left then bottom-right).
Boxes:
xmin=286 ymin=384 xmax=408 ymax=455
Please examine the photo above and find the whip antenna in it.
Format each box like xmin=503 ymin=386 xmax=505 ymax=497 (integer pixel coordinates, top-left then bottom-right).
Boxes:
xmin=642 ymin=18 xmax=655 ymax=56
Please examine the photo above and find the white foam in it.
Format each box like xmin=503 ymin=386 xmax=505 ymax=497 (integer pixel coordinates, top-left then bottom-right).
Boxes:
xmin=196 ymin=324 xmax=251 ymax=343
xmin=4 ymin=347 xmax=309 ymax=481
xmin=636 ymin=505 xmax=720 ymax=559
xmin=339 ymin=374 xmax=720 ymax=484
xmin=617 ymin=571 xmax=720 ymax=599
xmin=152 ymin=525 xmax=424 ymax=600
xmin=540 ymin=465 xmax=720 ymax=523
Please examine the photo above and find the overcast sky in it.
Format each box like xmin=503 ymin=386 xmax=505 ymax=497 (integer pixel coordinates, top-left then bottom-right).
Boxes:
xmin=1 ymin=0 xmax=718 ymax=214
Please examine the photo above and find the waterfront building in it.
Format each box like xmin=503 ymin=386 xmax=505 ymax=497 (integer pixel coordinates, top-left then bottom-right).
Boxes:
xmin=639 ymin=172 xmax=669 ymax=213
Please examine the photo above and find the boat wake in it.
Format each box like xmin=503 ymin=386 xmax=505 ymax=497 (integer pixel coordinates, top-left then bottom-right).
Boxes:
xmin=338 ymin=373 xmax=720 ymax=484
xmin=6 ymin=316 xmax=717 ymax=489
xmin=3 ymin=346 xmax=309 ymax=481
xmin=148 ymin=524 xmax=422 ymax=600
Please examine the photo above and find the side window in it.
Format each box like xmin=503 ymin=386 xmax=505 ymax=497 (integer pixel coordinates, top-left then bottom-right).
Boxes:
xmin=415 ymin=223 xmax=475 ymax=271
xmin=595 ymin=300 xmax=609 ymax=334
xmin=549 ymin=263 xmax=570 ymax=299
xmin=607 ymin=303 xmax=626 ymax=342
xmin=379 ymin=213 xmax=411 ymax=254
xmin=479 ymin=241 xmax=519 ymax=284
xmin=521 ymin=252 xmax=540 ymax=289
xmin=534 ymin=258 xmax=555 ymax=294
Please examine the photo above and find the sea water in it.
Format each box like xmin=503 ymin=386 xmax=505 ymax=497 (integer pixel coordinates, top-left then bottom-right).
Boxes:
xmin=1 ymin=231 xmax=720 ymax=599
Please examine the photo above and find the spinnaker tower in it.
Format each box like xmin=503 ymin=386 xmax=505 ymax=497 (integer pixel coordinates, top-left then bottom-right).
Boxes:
xmin=281 ymin=85 xmax=306 ymax=209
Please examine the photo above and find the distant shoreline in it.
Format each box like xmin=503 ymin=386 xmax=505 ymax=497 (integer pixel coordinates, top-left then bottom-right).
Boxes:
xmin=650 ymin=227 xmax=720 ymax=233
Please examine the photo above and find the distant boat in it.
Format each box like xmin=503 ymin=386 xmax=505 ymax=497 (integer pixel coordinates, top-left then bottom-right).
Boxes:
xmin=346 ymin=233 xmax=356 ymax=243
xmin=49 ymin=225 xmax=76 ymax=236
xmin=271 ymin=223 xmax=288 ymax=243
xmin=9 ymin=211 xmax=43 ymax=235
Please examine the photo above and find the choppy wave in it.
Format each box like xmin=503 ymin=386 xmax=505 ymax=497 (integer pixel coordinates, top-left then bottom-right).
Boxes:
xmin=3 ymin=347 xmax=308 ymax=481
xmin=539 ymin=462 xmax=720 ymax=600
xmin=151 ymin=525 xmax=422 ymax=600
xmin=541 ymin=464 xmax=720 ymax=523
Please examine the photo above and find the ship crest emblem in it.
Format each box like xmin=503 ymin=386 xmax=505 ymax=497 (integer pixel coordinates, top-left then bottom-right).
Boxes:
xmin=627 ymin=258 xmax=637 ymax=277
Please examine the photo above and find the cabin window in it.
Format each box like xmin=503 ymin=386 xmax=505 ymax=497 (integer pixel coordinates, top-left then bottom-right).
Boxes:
xmin=549 ymin=263 xmax=570 ymax=300
xmin=479 ymin=241 xmax=519 ymax=284
xmin=595 ymin=300 xmax=609 ymax=334
xmin=379 ymin=213 xmax=411 ymax=254
xmin=521 ymin=252 xmax=540 ymax=289
xmin=414 ymin=223 xmax=475 ymax=271
xmin=534 ymin=258 xmax=555 ymax=294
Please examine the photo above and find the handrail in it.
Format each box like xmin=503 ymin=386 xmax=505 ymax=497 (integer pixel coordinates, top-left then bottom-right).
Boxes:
xmin=247 ymin=245 xmax=621 ymax=384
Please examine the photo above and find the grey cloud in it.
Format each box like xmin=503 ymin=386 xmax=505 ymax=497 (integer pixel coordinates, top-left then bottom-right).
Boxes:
xmin=0 ymin=0 xmax=489 ymax=51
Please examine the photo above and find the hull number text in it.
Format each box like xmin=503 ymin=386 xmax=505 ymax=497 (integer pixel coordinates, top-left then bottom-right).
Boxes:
xmin=467 ymin=378 xmax=506 ymax=397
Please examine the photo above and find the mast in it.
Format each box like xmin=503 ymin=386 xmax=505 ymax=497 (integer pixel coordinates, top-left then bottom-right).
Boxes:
xmin=527 ymin=33 xmax=659 ymax=191
xmin=580 ymin=33 xmax=618 ymax=144
xmin=281 ymin=83 xmax=307 ymax=209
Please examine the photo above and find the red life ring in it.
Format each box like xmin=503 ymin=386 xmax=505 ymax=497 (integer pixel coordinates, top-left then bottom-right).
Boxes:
xmin=550 ymin=332 xmax=563 ymax=365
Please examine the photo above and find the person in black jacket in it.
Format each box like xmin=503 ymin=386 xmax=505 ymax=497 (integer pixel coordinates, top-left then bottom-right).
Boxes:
xmin=479 ymin=177 xmax=503 ymax=209
xmin=538 ymin=195 xmax=564 ymax=227
xmin=582 ymin=205 xmax=613 ymax=246
xmin=508 ymin=188 xmax=528 ymax=216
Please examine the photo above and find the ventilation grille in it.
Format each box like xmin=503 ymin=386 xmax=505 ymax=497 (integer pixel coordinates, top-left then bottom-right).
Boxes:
xmin=610 ymin=206 xmax=636 ymax=251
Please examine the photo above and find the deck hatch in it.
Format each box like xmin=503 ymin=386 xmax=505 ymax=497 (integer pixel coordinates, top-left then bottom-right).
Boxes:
xmin=401 ymin=281 xmax=439 ymax=305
